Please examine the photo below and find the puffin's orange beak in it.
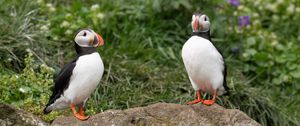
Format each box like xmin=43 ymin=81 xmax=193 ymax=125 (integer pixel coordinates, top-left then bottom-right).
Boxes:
xmin=193 ymin=16 xmax=199 ymax=31
xmin=95 ymin=33 xmax=104 ymax=47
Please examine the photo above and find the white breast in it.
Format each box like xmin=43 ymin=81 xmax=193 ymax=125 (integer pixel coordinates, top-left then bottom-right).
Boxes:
xmin=182 ymin=36 xmax=224 ymax=93
xmin=64 ymin=52 xmax=104 ymax=104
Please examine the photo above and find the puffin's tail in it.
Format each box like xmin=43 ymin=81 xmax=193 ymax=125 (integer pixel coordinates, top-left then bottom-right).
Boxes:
xmin=222 ymin=61 xmax=229 ymax=96
xmin=218 ymin=84 xmax=229 ymax=96
xmin=221 ymin=85 xmax=230 ymax=96
xmin=43 ymin=105 xmax=52 ymax=114
xmin=222 ymin=89 xmax=229 ymax=96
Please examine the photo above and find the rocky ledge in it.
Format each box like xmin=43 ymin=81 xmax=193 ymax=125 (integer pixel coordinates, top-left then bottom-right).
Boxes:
xmin=0 ymin=103 xmax=48 ymax=126
xmin=51 ymin=103 xmax=260 ymax=126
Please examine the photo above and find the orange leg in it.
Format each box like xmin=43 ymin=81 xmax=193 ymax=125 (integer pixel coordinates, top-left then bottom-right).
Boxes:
xmin=187 ymin=90 xmax=202 ymax=105
xmin=70 ymin=104 xmax=89 ymax=121
xmin=202 ymin=90 xmax=217 ymax=105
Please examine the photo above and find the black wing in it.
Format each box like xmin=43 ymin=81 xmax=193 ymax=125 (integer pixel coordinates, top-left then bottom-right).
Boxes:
xmin=193 ymin=30 xmax=229 ymax=94
xmin=219 ymin=50 xmax=229 ymax=95
xmin=223 ymin=63 xmax=229 ymax=91
xmin=44 ymin=59 xmax=77 ymax=114
xmin=210 ymin=38 xmax=229 ymax=95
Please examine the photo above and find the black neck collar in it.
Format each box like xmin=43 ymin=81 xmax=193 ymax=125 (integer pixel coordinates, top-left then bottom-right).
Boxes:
xmin=74 ymin=43 xmax=97 ymax=56
xmin=192 ymin=31 xmax=211 ymax=41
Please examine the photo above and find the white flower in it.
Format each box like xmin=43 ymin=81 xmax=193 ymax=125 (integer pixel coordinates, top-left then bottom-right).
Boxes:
xmin=266 ymin=3 xmax=278 ymax=12
xmin=97 ymin=13 xmax=105 ymax=19
xmin=37 ymin=0 xmax=43 ymax=4
xmin=227 ymin=27 xmax=233 ymax=32
xmin=242 ymin=53 xmax=248 ymax=58
xmin=49 ymin=7 xmax=56 ymax=12
xmin=271 ymin=32 xmax=277 ymax=39
xmin=91 ymin=4 xmax=100 ymax=11
xmin=19 ymin=88 xmax=25 ymax=93
xmin=296 ymin=7 xmax=300 ymax=13
xmin=60 ymin=21 xmax=70 ymax=27
xmin=46 ymin=3 xmax=56 ymax=12
xmin=246 ymin=25 xmax=251 ymax=29
xmin=287 ymin=4 xmax=295 ymax=14
xmin=65 ymin=30 xmax=72 ymax=35
xmin=40 ymin=25 xmax=48 ymax=31
xmin=253 ymin=13 xmax=259 ymax=18
xmin=66 ymin=13 xmax=72 ymax=18
xmin=254 ymin=1 xmax=260 ymax=6
xmin=253 ymin=20 xmax=260 ymax=26
xmin=53 ymin=36 xmax=59 ymax=41
xmin=70 ymin=24 xmax=78 ymax=30
xmin=272 ymin=15 xmax=279 ymax=22
xmin=41 ymin=63 xmax=47 ymax=68
xmin=271 ymin=40 xmax=278 ymax=46
xmin=233 ymin=11 xmax=238 ymax=16
xmin=9 ymin=12 xmax=16 ymax=17
xmin=26 ymin=48 xmax=31 ymax=52
xmin=46 ymin=3 xmax=52 ymax=8
xmin=237 ymin=5 xmax=245 ymax=11
xmin=276 ymin=0 xmax=284 ymax=4
xmin=258 ymin=6 xmax=263 ymax=11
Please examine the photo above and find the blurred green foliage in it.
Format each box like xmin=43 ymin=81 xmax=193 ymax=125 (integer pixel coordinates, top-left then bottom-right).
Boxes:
xmin=0 ymin=52 xmax=64 ymax=121
xmin=221 ymin=0 xmax=300 ymax=122
xmin=0 ymin=0 xmax=299 ymax=125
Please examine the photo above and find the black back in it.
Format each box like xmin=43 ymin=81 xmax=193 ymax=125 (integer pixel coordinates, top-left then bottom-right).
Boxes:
xmin=192 ymin=31 xmax=229 ymax=93
xmin=43 ymin=42 xmax=97 ymax=114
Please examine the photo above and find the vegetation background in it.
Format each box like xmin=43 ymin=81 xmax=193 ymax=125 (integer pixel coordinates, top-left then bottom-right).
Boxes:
xmin=0 ymin=0 xmax=299 ymax=125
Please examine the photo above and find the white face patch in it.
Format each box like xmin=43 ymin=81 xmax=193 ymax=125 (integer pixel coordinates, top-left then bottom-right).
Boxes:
xmin=191 ymin=14 xmax=211 ymax=32
xmin=199 ymin=15 xmax=210 ymax=32
xmin=74 ymin=30 xmax=95 ymax=47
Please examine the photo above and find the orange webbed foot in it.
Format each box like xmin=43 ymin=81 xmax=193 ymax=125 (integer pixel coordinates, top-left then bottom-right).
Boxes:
xmin=186 ymin=99 xmax=202 ymax=105
xmin=187 ymin=90 xmax=202 ymax=105
xmin=202 ymin=100 xmax=215 ymax=105
xmin=202 ymin=90 xmax=217 ymax=106
xmin=74 ymin=113 xmax=90 ymax=121
xmin=70 ymin=104 xmax=90 ymax=121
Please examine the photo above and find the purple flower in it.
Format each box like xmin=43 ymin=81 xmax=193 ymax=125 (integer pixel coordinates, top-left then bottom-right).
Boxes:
xmin=227 ymin=0 xmax=240 ymax=7
xmin=238 ymin=16 xmax=250 ymax=27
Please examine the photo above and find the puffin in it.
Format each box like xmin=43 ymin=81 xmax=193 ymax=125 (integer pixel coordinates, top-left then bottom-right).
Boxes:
xmin=43 ymin=28 xmax=105 ymax=120
xmin=182 ymin=13 xmax=228 ymax=105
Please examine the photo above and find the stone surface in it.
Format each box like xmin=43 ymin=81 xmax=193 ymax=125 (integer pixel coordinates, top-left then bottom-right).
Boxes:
xmin=0 ymin=103 xmax=48 ymax=126
xmin=51 ymin=103 xmax=260 ymax=126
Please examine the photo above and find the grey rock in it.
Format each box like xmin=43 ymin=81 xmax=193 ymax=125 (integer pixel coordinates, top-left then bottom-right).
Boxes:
xmin=0 ymin=103 xmax=48 ymax=126
xmin=51 ymin=103 xmax=260 ymax=126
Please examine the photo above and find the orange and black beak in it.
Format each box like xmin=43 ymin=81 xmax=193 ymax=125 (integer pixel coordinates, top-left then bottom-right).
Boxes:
xmin=93 ymin=32 xmax=104 ymax=47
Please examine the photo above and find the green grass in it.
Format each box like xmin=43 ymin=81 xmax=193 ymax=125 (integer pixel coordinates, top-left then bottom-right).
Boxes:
xmin=0 ymin=0 xmax=299 ymax=125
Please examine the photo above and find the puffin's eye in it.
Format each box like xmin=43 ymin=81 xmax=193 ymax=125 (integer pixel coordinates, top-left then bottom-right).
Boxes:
xmin=83 ymin=32 xmax=87 ymax=36
xmin=204 ymin=16 xmax=207 ymax=21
